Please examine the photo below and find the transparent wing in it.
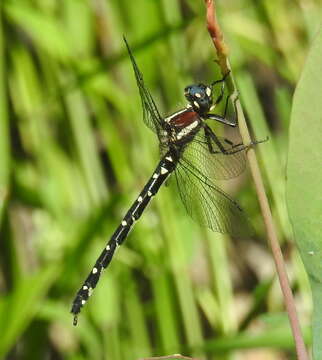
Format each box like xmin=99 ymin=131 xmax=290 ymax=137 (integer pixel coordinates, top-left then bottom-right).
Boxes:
xmin=174 ymin=155 xmax=251 ymax=236
xmin=124 ymin=37 xmax=164 ymax=137
xmin=187 ymin=130 xmax=247 ymax=180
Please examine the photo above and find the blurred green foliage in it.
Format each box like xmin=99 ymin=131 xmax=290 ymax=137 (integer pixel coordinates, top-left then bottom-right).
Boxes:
xmin=0 ymin=0 xmax=320 ymax=359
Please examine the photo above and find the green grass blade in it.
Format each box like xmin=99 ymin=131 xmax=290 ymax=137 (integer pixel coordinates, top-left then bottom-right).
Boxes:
xmin=0 ymin=9 xmax=10 ymax=224
xmin=5 ymin=2 xmax=72 ymax=61
xmin=0 ymin=266 xmax=57 ymax=357
xmin=202 ymin=325 xmax=311 ymax=353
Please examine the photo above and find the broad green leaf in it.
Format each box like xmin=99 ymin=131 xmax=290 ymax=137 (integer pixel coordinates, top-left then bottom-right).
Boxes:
xmin=286 ymin=26 xmax=322 ymax=358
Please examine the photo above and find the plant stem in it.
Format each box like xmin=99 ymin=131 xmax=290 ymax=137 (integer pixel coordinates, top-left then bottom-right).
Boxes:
xmin=204 ymin=1 xmax=309 ymax=359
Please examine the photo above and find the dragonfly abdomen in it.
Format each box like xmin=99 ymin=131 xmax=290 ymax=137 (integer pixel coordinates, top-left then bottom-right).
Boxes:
xmin=71 ymin=151 xmax=177 ymax=324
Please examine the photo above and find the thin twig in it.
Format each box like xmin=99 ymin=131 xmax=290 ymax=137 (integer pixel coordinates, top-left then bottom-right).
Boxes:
xmin=204 ymin=1 xmax=309 ymax=359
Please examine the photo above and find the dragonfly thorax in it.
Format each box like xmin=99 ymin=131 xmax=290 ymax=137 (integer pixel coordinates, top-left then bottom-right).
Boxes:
xmin=184 ymin=84 xmax=213 ymax=115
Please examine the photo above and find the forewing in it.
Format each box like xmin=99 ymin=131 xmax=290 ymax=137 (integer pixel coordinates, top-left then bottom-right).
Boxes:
xmin=124 ymin=37 xmax=164 ymax=136
xmin=175 ymin=156 xmax=251 ymax=236
xmin=187 ymin=130 xmax=247 ymax=180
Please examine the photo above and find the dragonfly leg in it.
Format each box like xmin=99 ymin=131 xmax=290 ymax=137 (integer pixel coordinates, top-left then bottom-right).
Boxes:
xmin=204 ymin=125 xmax=227 ymax=153
xmin=206 ymin=92 xmax=239 ymax=127
xmin=221 ymin=136 xmax=269 ymax=150
xmin=213 ymin=83 xmax=225 ymax=107
xmin=211 ymin=70 xmax=230 ymax=87
xmin=223 ymin=138 xmax=241 ymax=147
xmin=211 ymin=71 xmax=230 ymax=107
xmin=204 ymin=125 xmax=267 ymax=155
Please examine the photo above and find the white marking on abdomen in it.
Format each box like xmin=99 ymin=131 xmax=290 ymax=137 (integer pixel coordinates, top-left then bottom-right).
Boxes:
xmin=176 ymin=120 xmax=199 ymax=140
xmin=161 ymin=166 xmax=169 ymax=175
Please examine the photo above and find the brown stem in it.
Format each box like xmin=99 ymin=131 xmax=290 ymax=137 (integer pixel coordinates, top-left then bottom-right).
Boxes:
xmin=204 ymin=1 xmax=309 ymax=359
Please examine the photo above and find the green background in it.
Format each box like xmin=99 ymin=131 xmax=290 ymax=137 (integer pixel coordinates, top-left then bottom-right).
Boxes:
xmin=0 ymin=0 xmax=320 ymax=359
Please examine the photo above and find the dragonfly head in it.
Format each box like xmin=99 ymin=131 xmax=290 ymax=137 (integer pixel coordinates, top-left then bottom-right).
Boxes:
xmin=184 ymin=83 xmax=213 ymax=114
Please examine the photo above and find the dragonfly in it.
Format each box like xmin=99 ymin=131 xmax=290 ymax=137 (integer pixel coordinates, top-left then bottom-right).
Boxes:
xmin=71 ymin=37 xmax=264 ymax=325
